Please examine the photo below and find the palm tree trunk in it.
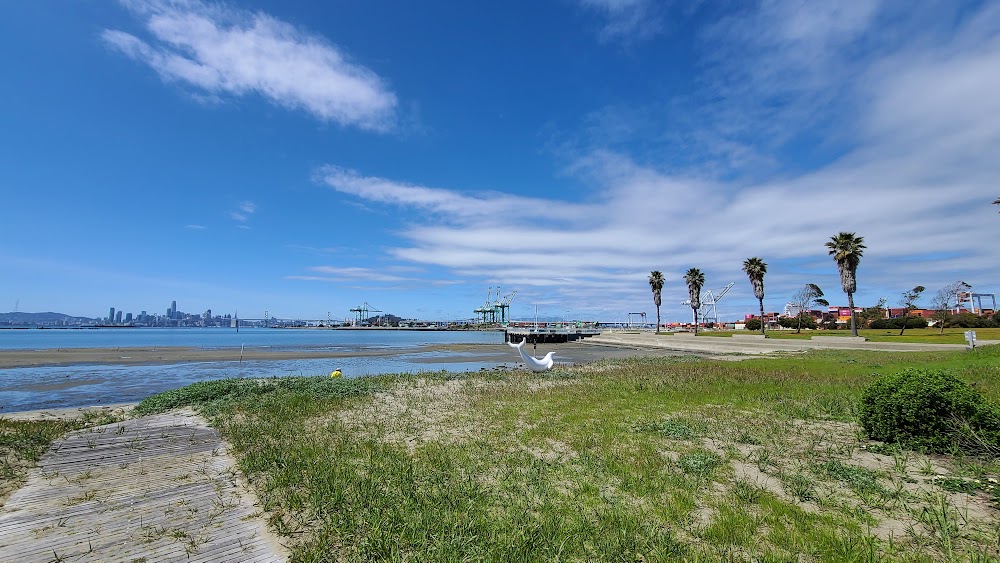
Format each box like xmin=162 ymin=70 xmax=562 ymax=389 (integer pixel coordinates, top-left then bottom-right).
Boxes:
xmin=848 ymin=292 xmax=857 ymax=337
xmin=758 ymin=298 xmax=765 ymax=336
xmin=693 ymin=309 xmax=699 ymax=335
xmin=656 ymin=306 xmax=661 ymax=334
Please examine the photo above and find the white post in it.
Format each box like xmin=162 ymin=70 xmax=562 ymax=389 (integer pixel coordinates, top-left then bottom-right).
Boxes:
xmin=965 ymin=330 xmax=977 ymax=349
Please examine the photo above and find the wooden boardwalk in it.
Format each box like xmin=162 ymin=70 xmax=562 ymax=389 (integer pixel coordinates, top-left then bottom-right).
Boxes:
xmin=0 ymin=410 xmax=287 ymax=562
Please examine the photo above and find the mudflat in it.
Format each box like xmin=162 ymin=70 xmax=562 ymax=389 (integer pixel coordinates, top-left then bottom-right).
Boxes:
xmin=0 ymin=344 xmax=475 ymax=369
xmin=0 ymin=341 xmax=693 ymax=370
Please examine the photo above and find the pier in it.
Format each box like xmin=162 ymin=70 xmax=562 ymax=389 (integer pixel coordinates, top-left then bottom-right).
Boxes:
xmin=504 ymin=327 xmax=602 ymax=344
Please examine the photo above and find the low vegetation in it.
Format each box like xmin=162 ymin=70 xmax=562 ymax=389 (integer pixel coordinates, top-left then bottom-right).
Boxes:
xmin=860 ymin=368 xmax=1000 ymax=454
xmin=126 ymin=344 xmax=1000 ymax=561
xmin=694 ymin=327 xmax=1000 ymax=344
xmin=0 ymin=410 xmax=123 ymax=506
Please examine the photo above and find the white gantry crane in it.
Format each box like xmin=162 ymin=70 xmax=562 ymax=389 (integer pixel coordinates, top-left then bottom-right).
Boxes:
xmin=681 ymin=282 xmax=736 ymax=325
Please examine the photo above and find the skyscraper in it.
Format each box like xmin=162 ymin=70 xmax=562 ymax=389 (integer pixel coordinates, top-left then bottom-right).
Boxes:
xmin=171 ymin=300 xmax=177 ymax=319
xmin=108 ymin=307 xmax=115 ymax=323
xmin=115 ymin=310 xmax=123 ymax=324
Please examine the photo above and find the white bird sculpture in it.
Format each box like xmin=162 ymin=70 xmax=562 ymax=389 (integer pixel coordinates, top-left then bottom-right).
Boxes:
xmin=508 ymin=339 xmax=555 ymax=372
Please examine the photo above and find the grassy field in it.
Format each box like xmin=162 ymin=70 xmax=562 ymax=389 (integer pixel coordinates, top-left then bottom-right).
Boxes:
xmin=117 ymin=345 xmax=1000 ymax=561
xmin=690 ymin=327 xmax=1000 ymax=344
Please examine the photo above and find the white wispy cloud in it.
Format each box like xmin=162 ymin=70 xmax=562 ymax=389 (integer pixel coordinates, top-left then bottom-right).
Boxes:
xmin=102 ymin=0 xmax=397 ymax=130
xmin=184 ymin=224 xmax=206 ymax=230
xmin=578 ymin=0 xmax=663 ymax=43
xmin=318 ymin=2 xmax=1000 ymax=319
xmin=305 ymin=266 xmax=411 ymax=283
xmin=287 ymin=265 xmax=462 ymax=288
xmin=316 ymin=166 xmax=591 ymax=225
xmin=230 ymin=200 xmax=255 ymax=223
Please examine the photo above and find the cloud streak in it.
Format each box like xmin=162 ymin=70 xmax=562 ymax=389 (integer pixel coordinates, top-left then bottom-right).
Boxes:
xmin=578 ymin=0 xmax=663 ymax=43
xmin=103 ymin=0 xmax=397 ymax=130
xmin=230 ymin=200 xmax=255 ymax=224
xmin=317 ymin=2 xmax=1000 ymax=319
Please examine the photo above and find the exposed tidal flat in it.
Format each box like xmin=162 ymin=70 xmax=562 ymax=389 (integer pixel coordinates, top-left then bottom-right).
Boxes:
xmin=0 ymin=328 xmax=501 ymax=413
xmin=0 ymin=328 xmax=679 ymax=413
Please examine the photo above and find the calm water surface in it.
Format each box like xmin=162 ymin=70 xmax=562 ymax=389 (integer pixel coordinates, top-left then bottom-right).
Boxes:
xmin=0 ymin=327 xmax=501 ymax=350
xmin=0 ymin=328 xmax=510 ymax=413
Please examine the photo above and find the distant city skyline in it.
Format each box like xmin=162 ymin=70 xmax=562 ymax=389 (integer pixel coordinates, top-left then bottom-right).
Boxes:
xmin=2 ymin=1 xmax=997 ymax=323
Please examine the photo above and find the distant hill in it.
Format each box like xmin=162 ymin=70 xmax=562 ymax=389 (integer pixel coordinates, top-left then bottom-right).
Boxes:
xmin=0 ymin=311 xmax=98 ymax=324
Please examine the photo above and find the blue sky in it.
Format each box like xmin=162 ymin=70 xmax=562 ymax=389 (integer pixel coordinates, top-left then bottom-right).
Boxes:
xmin=2 ymin=0 xmax=999 ymax=323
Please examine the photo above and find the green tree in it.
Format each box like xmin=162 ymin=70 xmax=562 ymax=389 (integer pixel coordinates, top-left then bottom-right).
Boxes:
xmin=897 ymin=285 xmax=926 ymax=336
xmin=648 ymin=270 xmax=665 ymax=334
xmin=790 ymin=284 xmax=829 ymax=333
xmin=742 ymin=257 xmax=767 ymax=335
xmin=684 ymin=268 xmax=705 ymax=335
xmin=858 ymin=297 xmax=887 ymax=328
xmin=930 ymin=281 xmax=970 ymax=334
xmin=825 ymin=232 xmax=866 ymax=337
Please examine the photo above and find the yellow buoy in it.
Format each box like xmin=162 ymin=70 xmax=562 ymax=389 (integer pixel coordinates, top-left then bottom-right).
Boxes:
xmin=330 ymin=369 xmax=342 ymax=378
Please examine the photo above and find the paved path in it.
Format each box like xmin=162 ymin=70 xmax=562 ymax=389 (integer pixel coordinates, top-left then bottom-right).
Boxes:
xmin=586 ymin=331 xmax=998 ymax=355
xmin=0 ymin=410 xmax=287 ymax=562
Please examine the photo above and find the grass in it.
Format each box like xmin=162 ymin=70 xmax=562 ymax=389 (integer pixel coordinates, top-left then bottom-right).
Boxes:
xmin=0 ymin=410 xmax=124 ymax=506
xmin=3 ymin=344 xmax=992 ymax=560
xmin=120 ymin=343 xmax=1000 ymax=561
xmin=688 ymin=327 xmax=1000 ymax=344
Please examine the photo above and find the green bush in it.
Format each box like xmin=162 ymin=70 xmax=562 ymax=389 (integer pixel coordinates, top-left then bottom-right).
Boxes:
xmin=744 ymin=318 xmax=761 ymax=331
xmin=859 ymin=368 xmax=1000 ymax=453
xmin=948 ymin=313 xmax=999 ymax=328
xmin=869 ymin=317 xmax=929 ymax=330
xmin=777 ymin=315 xmax=817 ymax=330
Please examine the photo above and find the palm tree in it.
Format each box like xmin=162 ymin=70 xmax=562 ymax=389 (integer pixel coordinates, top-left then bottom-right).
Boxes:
xmin=648 ymin=270 xmax=665 ymax=334
xmin=825 ymin=232 xmax=866 ymax=337
xmin=684 ymin=268 xmax=705 ymax=335
xmin=742 ymin=257 xmax=767 ymax=335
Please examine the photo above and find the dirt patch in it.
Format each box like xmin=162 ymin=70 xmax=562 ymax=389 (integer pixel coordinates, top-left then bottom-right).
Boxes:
xmin=666 ymin=409 xmax=1000 ymax=555
xmin=525 ymin=438 xmax=579 ymax=463
xmin=327 ymin=375 xmax=576 ymax=451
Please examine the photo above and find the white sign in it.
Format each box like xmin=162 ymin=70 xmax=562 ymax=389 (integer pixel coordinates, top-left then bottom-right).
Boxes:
xmin=965 ymin=330 xmax=977 ymax=348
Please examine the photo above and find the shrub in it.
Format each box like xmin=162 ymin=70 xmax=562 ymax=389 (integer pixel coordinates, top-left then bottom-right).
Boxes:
xmin=744 ymin=318 xmax=761 ymax=331
xmin=777 ymin=315 xmax=817 ymax=330
xmin=859 ymin=368 xmax=1000 ymax=454
xmin=948 ymin=313 xmax=999 ymax=328
xmin=869 ymin=317 xmax=928 ymax=330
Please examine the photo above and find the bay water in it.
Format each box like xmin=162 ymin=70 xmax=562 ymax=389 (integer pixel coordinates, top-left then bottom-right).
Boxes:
xmin=0 ymin=328 xmax=509 ymax=413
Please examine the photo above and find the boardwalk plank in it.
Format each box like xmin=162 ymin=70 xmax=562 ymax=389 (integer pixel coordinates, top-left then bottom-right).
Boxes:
xmin=0 ymin=409 xmax=288 ymax=562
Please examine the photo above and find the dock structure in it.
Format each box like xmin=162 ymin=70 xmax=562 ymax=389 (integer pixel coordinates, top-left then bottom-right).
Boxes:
xmin=504 ymin=327 xmax=601 ymax=344
xmin=0 ymin=410 xmax=286 ymax=562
